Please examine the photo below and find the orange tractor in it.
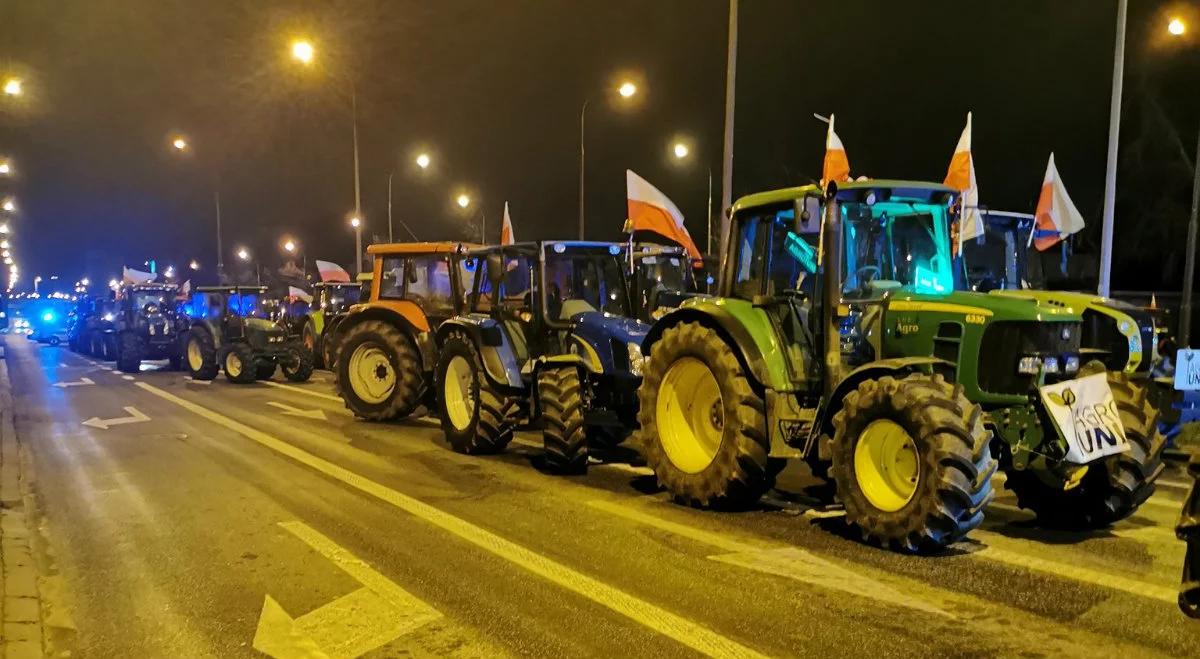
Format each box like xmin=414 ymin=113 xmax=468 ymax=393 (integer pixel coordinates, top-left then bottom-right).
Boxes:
xmin=332 ymin=242 xmax=476 ymax=420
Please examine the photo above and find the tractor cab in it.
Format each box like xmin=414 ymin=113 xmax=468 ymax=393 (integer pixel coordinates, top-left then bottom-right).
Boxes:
xmin=628 ymin=244 xmax=701 ymax=322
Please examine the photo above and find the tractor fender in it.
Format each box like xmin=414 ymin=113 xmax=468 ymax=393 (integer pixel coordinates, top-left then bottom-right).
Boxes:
xmin=642 ymin=305 xmax=777 ymax=391
xmin=436 ymin=315 xmax=523 ymax=392
xmin=814 ymin=356 xmax=954 ymax=460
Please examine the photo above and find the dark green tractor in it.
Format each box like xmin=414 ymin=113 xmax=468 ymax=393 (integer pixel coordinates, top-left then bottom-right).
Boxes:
xmin=182 ymin=285 xmax=313 ymax=384
xmin=112 ymin=283 xmax=185 ymax=373
xmin=637 ymin=180 xmax=1160 ymax=553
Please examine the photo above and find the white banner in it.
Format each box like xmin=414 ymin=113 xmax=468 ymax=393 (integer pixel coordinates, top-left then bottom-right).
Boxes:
xmin=1038 ymin=372 xmax=1129 ymax=464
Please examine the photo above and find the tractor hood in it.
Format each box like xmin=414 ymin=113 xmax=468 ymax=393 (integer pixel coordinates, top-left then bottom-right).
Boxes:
xmin=246 ymin=317 xmax=285 ymax=333
xmin=572 ymin=311 xmax=649 ymax=345
xmin=889 ymin=290 xmax=1082 ymax=323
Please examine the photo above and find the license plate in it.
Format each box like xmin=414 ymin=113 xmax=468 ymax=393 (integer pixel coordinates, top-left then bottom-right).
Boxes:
xmin=1175 ymin=349 xmax=1200 ymax=391
xmin=1038 ymin=372 xmax=1129 ymax=464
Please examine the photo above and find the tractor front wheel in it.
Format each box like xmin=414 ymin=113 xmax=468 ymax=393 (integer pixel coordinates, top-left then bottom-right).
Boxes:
xmin=637 ymin=322 xmax=772 ymax=508
xmin=223 ymin=343 xmax=257 ymax=384
xmin=185 ymin=327 xmax=218 ymax=380
xmin=1004 ymin=370 xmax=1166 ymax=528
xmin=830 ymin=373 xmax=996 ymax=553
xmin=281 ymin=342 xmax=314 ymax=382
xmin=116 ymin=332 xmax=142 ymax=373
xmin=436 ymin=332 xmax=517 ymax=454
xmin=540 ymin=367 xmax=587 ymax=474
xmin=335 ymin=320 xmax=424 ymax=420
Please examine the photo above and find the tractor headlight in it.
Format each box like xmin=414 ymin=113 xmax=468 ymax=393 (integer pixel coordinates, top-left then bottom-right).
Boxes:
xmin=1017 ymin=356 xmax=1041 ymax=375
xmin=1064 ymin=355 xmax=1080 ymax=374
xmin=103 ymin=313 xmax=114 ymax=321
xmin=626 ymin=342 xmax=645 ymax=377
xmin=1042 ymin=356 xmax=1061 ymax=374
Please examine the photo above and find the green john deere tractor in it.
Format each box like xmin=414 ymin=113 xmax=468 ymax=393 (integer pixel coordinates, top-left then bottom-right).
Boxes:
xmin=182 ymin=286 xmax=314 ymax=384
xmin=637 ymin=180 xmax=1163 ymax=553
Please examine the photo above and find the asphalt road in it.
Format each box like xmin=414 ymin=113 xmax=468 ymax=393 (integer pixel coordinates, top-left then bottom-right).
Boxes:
xmin=5 ymin=336 xmax=1200 ymax=658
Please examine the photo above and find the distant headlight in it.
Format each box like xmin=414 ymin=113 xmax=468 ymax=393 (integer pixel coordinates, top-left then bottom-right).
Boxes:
xmin=1042 ymin=356 xmax=1061 ymax=374
xmin=103 ymin=313 xmax=114 ymax=321
xmin=1017 ymin=356 xmax=1041 ymax=375
xmin=627 ymin=342 xmax=645 ymax=377
xmin=1064 ymin=355 xmax=1080 ymax=374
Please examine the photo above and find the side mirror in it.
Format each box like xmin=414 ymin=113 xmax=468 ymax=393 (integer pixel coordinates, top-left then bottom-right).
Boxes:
xmin=486 ymin=253 xmax=505 ymax=288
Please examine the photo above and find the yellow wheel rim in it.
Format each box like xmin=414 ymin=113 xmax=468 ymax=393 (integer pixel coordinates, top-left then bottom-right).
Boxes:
xmin=656 ymin=357 xmax=723 ymax=474
xmin=225 ymin=351 xmax=243 ymax=378
xmin=853 ymin=419 xmax=920 ymax=512
xmin=348 ymin=344 xmax=395 ymax=404
xmin=187 ymin=339 xmax=203 ymax=371
xmin=443 ymin=355 xmax=475 ymax=431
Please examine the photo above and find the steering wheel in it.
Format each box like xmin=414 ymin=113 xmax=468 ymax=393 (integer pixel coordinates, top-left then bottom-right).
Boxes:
xmin=853 ymin=265 xmax=881 ymax=286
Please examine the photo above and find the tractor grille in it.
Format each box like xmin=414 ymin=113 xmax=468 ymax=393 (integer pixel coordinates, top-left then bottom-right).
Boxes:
xmin=978 ymin=320 xmax=1081 ymax=395
xmin=1081 ymin=309 xmax=1127 ymax=372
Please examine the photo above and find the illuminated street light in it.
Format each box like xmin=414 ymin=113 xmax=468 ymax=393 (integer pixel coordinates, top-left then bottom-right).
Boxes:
xmin=456 ymin=193 xmax=471 ymax=209
xmin=2 ymin=251 xmax=9 ymax=258
xmin=3 ymin=78 xmax=22 ymax=97
xmin=3 ymin=258 xmax=10 ymax=265
xmin=80 ymin=277 xmax=90 ymax=286
xmin=291 ymin=39 xmax=315 ymax=65
xmin=237 ymin=247 xmax=250 ymax=261
xmin=283 ymin=239 xmax=296 ymax=253
xmin=1169 ymin=17 xmax=1187 ymax=36
xmin=673 ymin=142 xmax=690 ymax=159
xmin=0 ymin=159 xmax=10 ymax=175
xmin=189 ymin=259 xmax=200 ymax=270
xmin=415 ymin=153 xmax=431 ymax=169
xmin=1 ymin=240 xmax=8 ymax=248
xmin=349 ymin=216 xmax=361 ymax=229
xmin=0 ymin=224 xmax=7 ymax=234
xmin=1 ymin=198 xmax=14 ymax=212
xmin=164 ymin=265 xmax=176 ymax=278
xmin=108 ymin=278 xmax=118 ymax=289
xmin=172 ymin=136 xmax=188 ymax=151
xmin=618 ymin=81 xmax=637 ymax=98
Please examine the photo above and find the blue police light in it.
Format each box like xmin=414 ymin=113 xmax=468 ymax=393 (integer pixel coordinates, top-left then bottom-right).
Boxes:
xmin=608 ymin=245 xmax=621 ymax=255
xmin=42 ymin=312 xmax=54 ymax=322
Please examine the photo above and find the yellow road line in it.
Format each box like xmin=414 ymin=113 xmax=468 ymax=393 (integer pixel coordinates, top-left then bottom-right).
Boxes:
xmin=135 ymin=381 xmax=764 ymax=659
xmin=261 ymin=380 xmax=344 ymax=403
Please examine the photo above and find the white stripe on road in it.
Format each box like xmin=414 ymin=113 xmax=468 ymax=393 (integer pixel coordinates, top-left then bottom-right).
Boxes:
xmin=134 ymin=381 xmax=764 ymax=659
xmin=261 ymin=380 xmax=343 ymax=403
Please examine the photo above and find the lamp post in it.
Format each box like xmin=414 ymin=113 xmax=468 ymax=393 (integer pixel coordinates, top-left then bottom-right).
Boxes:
xmin=1168 ymin=15 xmax=1200 ymax=346
xmin=386 ymin=152 xmax=429 ymax=243
xmin=579 ymin=80 xmax=638 ymax=239
xmin=169 ymin=135 xmax=224 ymax=282
xmin=1098 ymin=0 xmax=1128 ymax=298
xmin=671 ymin=139 xmax=713 ymax=255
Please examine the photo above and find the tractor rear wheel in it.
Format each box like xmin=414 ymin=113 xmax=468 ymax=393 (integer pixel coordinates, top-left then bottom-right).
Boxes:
xmin=831 ymin=373 xmax=996 ymax=553
xmin=335 ymin=320 xmax=424 ymax=420
xmin=102 ymin=334 xmax=117 ymax=361
xmin=117 ymin=332 xmax=142 ymax=373
xmin=436 ymin=331 xmax=517 ymax=454
xmin=540 ymin=367 xmax=587 ymax=474
xmin=637 ymin=322 xmax=772 ymax=508
xmin=185 ymin=327 xmax=218 ymax=380
xmin=281 ymin=342 xmax=314 ymax=382
xmin=1004 ymin=370 xmax=1166 ymax=528
xmin=223 ymin=343 xmax=257 ymax=384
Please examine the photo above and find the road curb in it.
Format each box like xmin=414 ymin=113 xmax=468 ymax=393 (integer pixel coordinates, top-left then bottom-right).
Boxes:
xmin=0 ymin=342 xmax=45 ymax=659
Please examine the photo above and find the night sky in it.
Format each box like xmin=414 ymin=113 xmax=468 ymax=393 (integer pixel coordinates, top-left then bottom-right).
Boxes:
xmin=0 ymin=0 xmax=1196 ymax=290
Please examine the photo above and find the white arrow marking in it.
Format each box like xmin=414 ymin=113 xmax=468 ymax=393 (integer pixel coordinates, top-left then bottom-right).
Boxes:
xmin=81 ymin=406 xmax=150 ymax=430
xmin=54 ymin=377 xmax=95 ymax=388
xmin=266 ymin=401 xmax=327 ymax=421
xmin=254 ymin=521 xmax=441 ymax=659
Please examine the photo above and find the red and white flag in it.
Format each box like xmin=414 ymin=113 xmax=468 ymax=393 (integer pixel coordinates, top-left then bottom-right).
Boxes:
xmin=944 ymin=112 xmax=983 ymax=247
xmin=1033 ymin=153 xmax=1086 ymax=252
xmin=500 ymin=202 xmax=515 ymax=245
xmin=288 ymin=286 xmax=312 ymax=303
xmin=122 ymin=266 xmax=155 ymax=284
xmin=314 ymin=260 xmax=351 ymax=283
xmin=821 ymin=114 xmax=851 ymax=186
xmin=177 ymin=279 xmax=191 ymax=299
xmin=625 ymin=170 xmax=701 ymax=259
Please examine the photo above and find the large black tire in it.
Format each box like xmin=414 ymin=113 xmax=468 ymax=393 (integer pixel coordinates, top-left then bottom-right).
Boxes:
xmin=116 ymin=332 xmax=142 ymax=373
xmin=281 ymin=342 xmax=314 ymax=382
xmin=303 ymin=322 xmax=322 ymax=369
xmin=185 ymin=327 xmax=219 ymax=380
xmin=435 ymin=331 xmax=518 ymax=455
xmin=102 ymin=334 xmax=118 ymax=361
xmin=636 ymin=322 xmax=773 ymax=507
xmin=335 ymin=320 xmax=424 ymax=420
xmin=256 ymin=361 xmax=277 ymax=380
xmin=540 ymin=367 xmax=587 ymax=474
xmin=1004 ymin=370 xmax=1166 ymax=528
xmin=321 ymin=334 xmax=339 ymax=372
xmin=223 ymin=342 xmax=257 ymax=384
xmin=830 ymin=373 xmax=995 ymax=553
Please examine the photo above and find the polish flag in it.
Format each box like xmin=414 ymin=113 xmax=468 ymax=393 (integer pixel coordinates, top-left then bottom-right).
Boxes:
xmin=122 ymin=266 xmax=156 ymax=284
xmin=625 ymin=170 xmax=701 ymax=259
xmin=177 ymin=279 xmax=191 ymax=299
xmin=500 ymin=202 xmax=515 ymax=245
xmin=1033 ymin=153 xmax=1086 ymax=252
xmin=314 ymin=260 xmax=351 ymax=283
xmin=821 ymin=114 xmax=851 ymax=186
xmin=288 ymin=286 xmax=313 ymax=303
xmin=944 ymin=112 xmax=984 ymax=247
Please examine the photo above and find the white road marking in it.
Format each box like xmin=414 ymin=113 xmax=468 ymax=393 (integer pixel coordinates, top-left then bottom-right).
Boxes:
xmin=262 ymin=380 xmax=343 ymax=403
xmin=81 ymin=406 xmax=150 ymax=430
xmin=1158 ymin=479 xmax=1192 ymax=492
xmin=53 ymin=377 xmax=95 ymax=388
xmin=585 ymin=499 xmax=949 ymax=618
xmin=135 ymin=381 xmax=764 ymax=659
xmin=266 ymin=401 xmax=327 ymax=421
xmin=110 ymin=369 xmax=121 ymax=374
xmin=122 ymin=375 xmax=135 ymax=381
xmin=185 ymin=377 xmax=212 ymax=385
xmin=254 ymin=521 xmax=441 ymax=659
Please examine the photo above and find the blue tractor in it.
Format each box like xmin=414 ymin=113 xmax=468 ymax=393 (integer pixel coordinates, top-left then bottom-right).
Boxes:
xmin=434 ymin=241 xmax=649 ymax=473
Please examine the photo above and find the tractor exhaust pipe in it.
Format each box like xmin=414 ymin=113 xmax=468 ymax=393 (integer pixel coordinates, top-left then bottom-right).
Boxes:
xmin=821 ymin=184 xmax=843 ymax=398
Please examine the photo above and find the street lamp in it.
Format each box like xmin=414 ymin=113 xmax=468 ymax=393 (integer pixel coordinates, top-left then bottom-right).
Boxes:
xmin=2 ymin=78 xmax=21 ymax=97
xmin=283 ymin=239 xmax=296 ymax=253
xmin=169 ymin=135 xmax=224 ymax=282
xmin=291 ymin=39 xmax=315 ymax=65
xmin=672 ymin=142 xmax=689 ymax=159
xmin=2 ymin=198 xmax=14 ymax=212
xmin=1 ymin=240 xmax=8 ymax=249
xmin=579 ymin=78 xmax=640 ymax=239
xmin=172 ymin=136 xmax=188 ymax=151
xmin=416 ymin=153 xmax=431 ymax=169
xmin=0 ymin=159 xmax=10 ymax=175
xmin=189 ymin=259 xmax=200 ymax=270
xmin=0 ymin=224 xmax=7 ymax=234
xmin=1170 ymin=17 xmax=1187 ymax=36
xmin=456 ymin=193 xmax=471 ymax=209
xmin=237 ymin=247 xmax=250 ymax=261
xmin=164 ymin=265 xmax=176 ymax=279
xmin=80 ymin=277 xmax=89 ymax=287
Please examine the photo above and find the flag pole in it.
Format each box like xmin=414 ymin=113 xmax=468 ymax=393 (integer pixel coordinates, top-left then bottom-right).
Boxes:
xmin=1098 ymin=0 xmax=1127 ymax=297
